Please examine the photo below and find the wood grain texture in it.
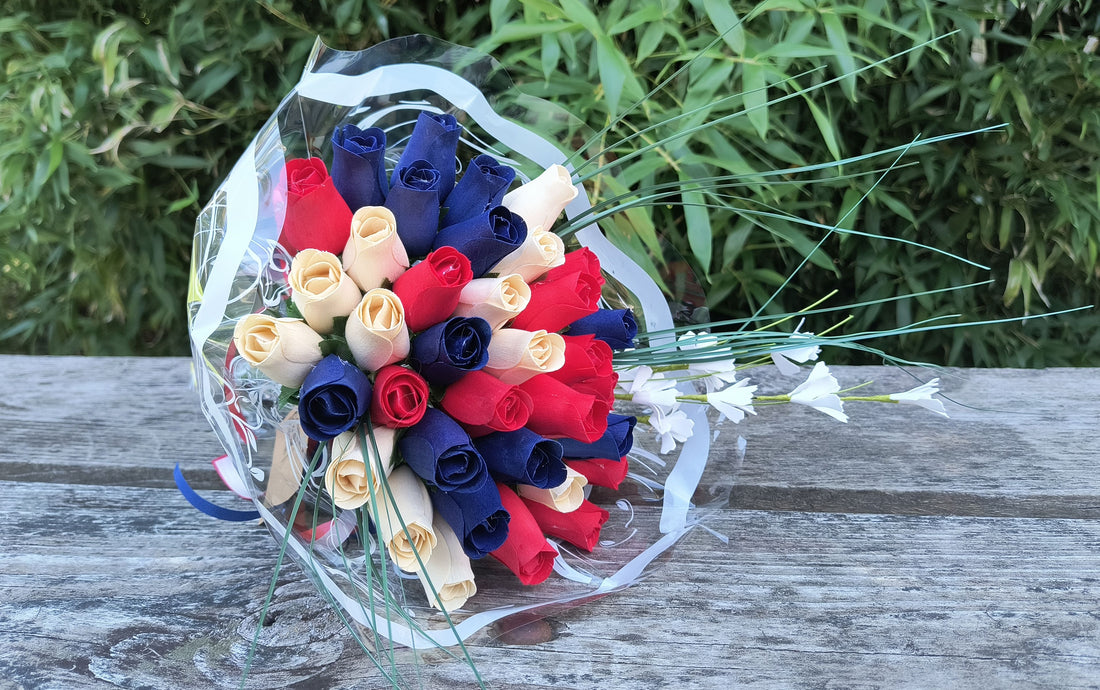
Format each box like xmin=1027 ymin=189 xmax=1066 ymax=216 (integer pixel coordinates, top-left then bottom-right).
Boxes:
xmin=1 ymin=356 xmax=1098 ymax=689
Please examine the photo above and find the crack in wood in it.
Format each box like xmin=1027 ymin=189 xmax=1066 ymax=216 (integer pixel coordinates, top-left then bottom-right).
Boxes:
xmin=729 ymin=485 xmax=1100 ymax=520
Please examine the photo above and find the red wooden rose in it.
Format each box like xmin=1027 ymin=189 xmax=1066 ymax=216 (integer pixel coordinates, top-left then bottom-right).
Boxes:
xmin=567 ymin=456 xmax=629 ymax=490
xmin=279 ymin=158 xmax=353 ymax=255
xmin=522 ymin=497 xmax=609 ymax=552
xmin=441 ymin=370 xmax=533 ymax=437
xmin=392 ymin=246 xmax=473 ymax=332
xmin=370 ymin=365 xmax=430 ymax=428
xmin=490 ymin=484 xmax=558 ymax=585
xmin=518 ymin=375 xmax=609 ymax=443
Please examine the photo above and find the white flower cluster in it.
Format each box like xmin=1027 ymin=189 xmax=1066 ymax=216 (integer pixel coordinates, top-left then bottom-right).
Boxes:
xmin=618 ymin=365 xmax=692 ymax=454
xmin=617 ymin=328 xmax=948 ymax=454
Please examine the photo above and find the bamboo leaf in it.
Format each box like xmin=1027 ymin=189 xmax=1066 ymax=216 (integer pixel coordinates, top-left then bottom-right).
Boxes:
xmin=741 ymin=61 xmax=768 ymax=139
xmin=490 ymin=0 xmax=512 ymax=29
xmin=821 ymin=11 xmax=857 ymax=101
xmin=804 ymin=96 xmax=840 ymax=160
xmin=556 ymin=0 xmax=603 ymax=36
xmin=703 ymin=0 xmax=745 ymax=54
xmin=637 ymin=22 xmax=665 ymax=63
xmin=677 ymin=163 xmax=714 ymax=273
xmin=608 ymin=3 xmax=663 ymax=35
xmin=595 ymin=37 xmax=643 ymax=116
xmin=1003 ymin=258 xmax=1025 ymax=306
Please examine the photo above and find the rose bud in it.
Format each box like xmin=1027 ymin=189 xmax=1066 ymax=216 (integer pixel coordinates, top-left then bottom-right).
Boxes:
xmin=392 ymin=246 xmax=473 ymax=332
xmin=431 ymin=479 xmax=510 ymax=559
xmin=297 ymin=354 xmax=372 ymax=442
xmin=517 ymin=466 xmax=587 ymax=513
xmin=548 ymin=334 xmax=614 ymax=383
xmin=441 ymin=370 xmax=533 ymax=437
xmin=509 ymin=266 xmax=601 ymax=333
xmin=342 ymin=206 xmax=410 ymax=291
xmin=399 ymin=408 xmax=490 ymax=494
xmin=331 ymin=124 xmax=388 ymax=211
xmin=232 ymin=313 xmax=323 ymax=388
xmin=346 ymin=288 xmax=410 ymax=373
xmin=391 ymin=111 xmax=461 ymax=199
xmin=571 ymin=373 xmax=619 ymax=408
xmin=557 ymin=413 xmax=636 ymax=461
xmin=453 ymin=274 xmax=530 ymax=330
xmin=441 ymin=153 xmax=515 ymax=227
xmin=369 ymin=365 xmax=430 ymax=428
xmin=545 ymin=247 xmax=604 ymax=286
xmin=417 ymin=516 xmax=477 ymax=612
xmin=501 ymin=164 xmax=578 ymax=237
xmin=518 ymin=375 xmax=610 ymax=443
xmin=408 ymin=316 xmax=491 ymax=386
xmin=490 ymin=484 xmax=557 ymax=585
xmin=566 ymin=308 xmax=638 ymax=350
xmin=567 ymin=456 xmax=629 ymax=490
xmin=488 ymin=228 xmax=566 ymax=283
xmin=433 ymin=205 xmax=527 ymax=277
xmin=483 ymin=328 xmax=566 ymax=385
xmin=288 ymin=249 xmax=362 ymax=334
xmin=473 ymin=428 xmax=567 ymax=489
xmin=522 ymin=497 xmax=609 ymax=552
xmin=324 ymin=426 xmax=397 ymax=509
xmin=367 ymin=465 xmax=437 ymax=572
xmin=385 ymin=159 xmax=442 ymax=258
xmin=278 ymin=157 xmax=353 ymax=256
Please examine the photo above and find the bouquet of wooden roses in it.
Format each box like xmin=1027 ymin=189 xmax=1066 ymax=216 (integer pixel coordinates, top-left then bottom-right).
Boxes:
xmin=187 ymin=34 xmax=968 ymax=684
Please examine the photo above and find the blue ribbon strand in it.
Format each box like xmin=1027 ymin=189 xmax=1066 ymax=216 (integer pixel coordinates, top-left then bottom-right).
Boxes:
xmin=174 ymin=463 xmax=261 ymax=522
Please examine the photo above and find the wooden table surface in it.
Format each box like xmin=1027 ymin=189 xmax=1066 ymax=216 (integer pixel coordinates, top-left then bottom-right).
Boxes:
xmin=2 ymin=356 xmax=1098 ymax=689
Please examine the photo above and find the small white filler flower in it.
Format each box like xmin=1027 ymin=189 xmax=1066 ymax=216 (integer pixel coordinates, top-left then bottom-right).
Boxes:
xmin=649 ymin=406 xmax=695 ymax=454
xmin=770 ymin=320 xmax=821 ymax=376
xmin=889 ymin=378 xmax=949 ymax=418
xmin=788 ymin=362 xmax=848 ymax=422
xmin=622 ymin=365 xmax=679 ymax=414
xmin=678 ymin=331 xmax=740 ymax=391
xmin=706 ymin=378 xmax=758 ymax=423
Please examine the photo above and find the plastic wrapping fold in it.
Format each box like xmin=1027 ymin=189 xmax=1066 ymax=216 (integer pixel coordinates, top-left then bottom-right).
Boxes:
xmin=187 ymin=34 xmax=714 ymax=656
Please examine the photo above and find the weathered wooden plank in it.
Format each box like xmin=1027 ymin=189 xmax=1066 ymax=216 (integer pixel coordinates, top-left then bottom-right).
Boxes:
xmin=3 ymin=357 xmax=1099 ymax=516
xmin=3 ymin=356 xmax=1099 ymax=687
xmin=2 ymin=480 xmax=1098 ymax=689
xmin=731 ymin=365 xmax=1100 ymax=500
xmin=0 ymin=355 xmax=224 ymax=474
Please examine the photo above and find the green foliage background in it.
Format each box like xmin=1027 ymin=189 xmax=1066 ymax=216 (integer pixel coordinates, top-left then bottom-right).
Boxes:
xmin=1 ymin=0 xmax=1097 ymax=364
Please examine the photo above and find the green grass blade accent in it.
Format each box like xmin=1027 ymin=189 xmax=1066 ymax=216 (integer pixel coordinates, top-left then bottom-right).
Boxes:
xmin=570 ymin=65 xmax=828 ymax=178
xmin=735 ymin=136 xmax=923 ymax=333
xmin=574 ymin=32 xmax=964 ymax=185
xmin=358 ymin=425 xmax=487 ymax=688
xmin=563 ymin=2 xmax=773 ymax=170
xmin=240 ymin=444 xmax=325 ymax=689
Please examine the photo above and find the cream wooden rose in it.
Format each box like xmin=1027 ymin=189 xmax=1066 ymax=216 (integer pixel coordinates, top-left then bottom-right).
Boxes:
xmin=453 ymin=274 xmax=530 ymax=330
xmin=416 ymin=516 xmax=476 ymax=612
xmin=323 ymin=426 xmax=397 ymax=510
xmin=232 ymin=313 xmax=323 ymax=387
xmin=342 ymin=206 xmax=410 ymax=290
xmin=517 ymin=466 xmax=587 ymax=513
xmin=488 ymin=227 xmax=566 ymax=282
xmin=346 ymin=288 xmax=410 ymax=372
xmin=501 ymin=164 xmax=578 ymax=236
xmin=288 ymin=249 xmax=362 ymax=334
xmin=368 ymin=465 xmax=437 ymax=572
xmin=483 ymin=328 xmax=566 ymax=384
